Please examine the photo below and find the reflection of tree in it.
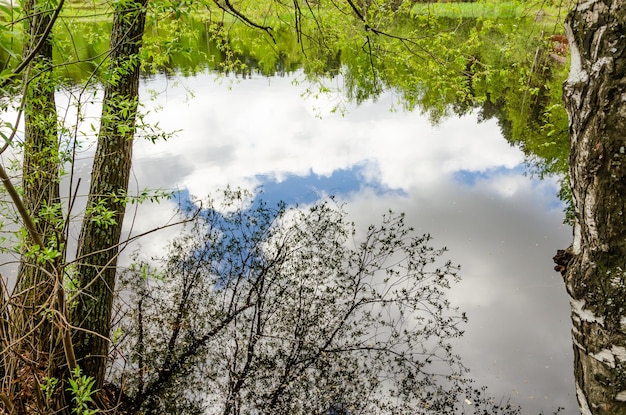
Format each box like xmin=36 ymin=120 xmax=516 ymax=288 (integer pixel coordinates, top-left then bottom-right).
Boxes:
xmin=39 ymin=2 xmax=572 ymax=183
xmin=470 ymin=38 xmax=572 ymax=220
xmin=476 ymin=54 xmax=568 ymax=179
xmin=113 ymin=190 xmax=520 ymax=414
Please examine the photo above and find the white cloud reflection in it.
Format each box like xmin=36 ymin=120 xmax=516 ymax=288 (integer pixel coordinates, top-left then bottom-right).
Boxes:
xmin=134 ymin=73 xmax=522 ymax=194
xmin=129 ymin=72 xmax=577 ymax=414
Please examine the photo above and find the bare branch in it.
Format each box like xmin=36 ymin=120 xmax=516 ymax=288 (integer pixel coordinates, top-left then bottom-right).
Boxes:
xmin=211 ymin=0 xmax=276 ymax=44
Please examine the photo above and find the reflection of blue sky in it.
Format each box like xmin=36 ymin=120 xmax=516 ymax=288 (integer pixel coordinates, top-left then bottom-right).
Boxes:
xmin=171 ymin=164 xmax=407 ymax=281
xmin=172 ymin=162 xmax=405 ymax=211
xmin=455 ymin=166 xmax=567 ymax=211
xmin=454 ymin=165 xmax=527 ymax=186
xmin=252 ymin=163 xmax=406 ymax=207
xmin=172 ymin=188 xmax=274 ymax=288
xmin=125 ymin=72 xmax=576 ymax=414
xmin=172 ymin=188 xmax=194 ymax=212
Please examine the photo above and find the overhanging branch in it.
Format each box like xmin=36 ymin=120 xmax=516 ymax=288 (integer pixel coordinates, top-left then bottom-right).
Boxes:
xmin=212 ymin=0 xmax=276 ymax=44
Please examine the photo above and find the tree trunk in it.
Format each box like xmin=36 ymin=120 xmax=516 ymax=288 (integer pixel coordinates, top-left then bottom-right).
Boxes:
xmin=72 ymin=0 xmax=148 ymax=389
xmin=562 ymin=1 xmax=626 ymax=414
xmin=5 ymin=0 xmax=63 ymax=409
xmin=15 ymin=0 xmax=61 ymax=342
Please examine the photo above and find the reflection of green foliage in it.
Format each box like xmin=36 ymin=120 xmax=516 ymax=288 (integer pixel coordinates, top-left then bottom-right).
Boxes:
xmin=461 ymin=14 xmax=572 ymax=217
xmin=2 ymin=0 xmax=572 ymax=218
xmin=0 ymin=2 xmax=20 ymax=72
xmin=413 ymin=2 xmax=526 ymax=19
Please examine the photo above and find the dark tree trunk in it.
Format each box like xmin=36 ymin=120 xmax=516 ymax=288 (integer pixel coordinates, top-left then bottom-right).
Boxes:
xmin=6 ymin=0 xmax=63 ymax=409
xmin=562 ymin=1 xmax=626 ymax=414
xmin=72 ymin=0 xmax=148 ymax=389
xmin=16 ymin=0 xmax=61 ymax=340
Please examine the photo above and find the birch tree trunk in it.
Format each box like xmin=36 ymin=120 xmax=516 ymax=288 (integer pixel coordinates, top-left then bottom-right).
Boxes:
xmin=561 ymin=1 xmax=626 ymax=414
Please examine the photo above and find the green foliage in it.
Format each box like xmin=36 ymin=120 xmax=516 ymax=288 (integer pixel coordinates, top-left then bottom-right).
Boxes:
xmin=67 ymin=367 xmax=99 ymax=415
xmin=40 ymin=376 xmax=59 ymax=404
xmin=85 ymin=198 xmax=117 ymax=227
xmin=108 ymin=188 xmax=173 ymax=208
xmin=135 ymin=107 xmax=180 ymax=143
xmin=23 ymin=243 xmax=62 ymax=264
xmin=63 ymin=264 xmax=81 ymax=308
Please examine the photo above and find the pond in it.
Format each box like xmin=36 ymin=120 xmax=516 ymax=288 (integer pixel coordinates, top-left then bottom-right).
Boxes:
xmin=122 ymin=70 xmax=577 ymax=414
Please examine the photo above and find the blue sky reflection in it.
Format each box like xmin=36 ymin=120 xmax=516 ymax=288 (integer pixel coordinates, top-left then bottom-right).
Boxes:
xmin=253 ymin=163 xmax=406 ymax=207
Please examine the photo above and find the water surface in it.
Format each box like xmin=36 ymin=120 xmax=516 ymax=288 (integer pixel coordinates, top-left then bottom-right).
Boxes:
xmin=127 ymin=71 xmax=576 ymax=414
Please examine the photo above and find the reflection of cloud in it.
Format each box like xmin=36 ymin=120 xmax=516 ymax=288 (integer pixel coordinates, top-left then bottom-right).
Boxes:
xmin=128 ymin=72 xmax=576 ymax=414
xmin=339 ymin=175 xmax=574 ymax=412
xmin=250 ymin=163 xmax=405 ymax=207
xmin=134 ymin=73 xmax=524 ymax=197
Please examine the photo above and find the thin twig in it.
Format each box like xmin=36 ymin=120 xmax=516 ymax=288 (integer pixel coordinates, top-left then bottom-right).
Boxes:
xmin=212 ymin=0 xmax=276 ymax=43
